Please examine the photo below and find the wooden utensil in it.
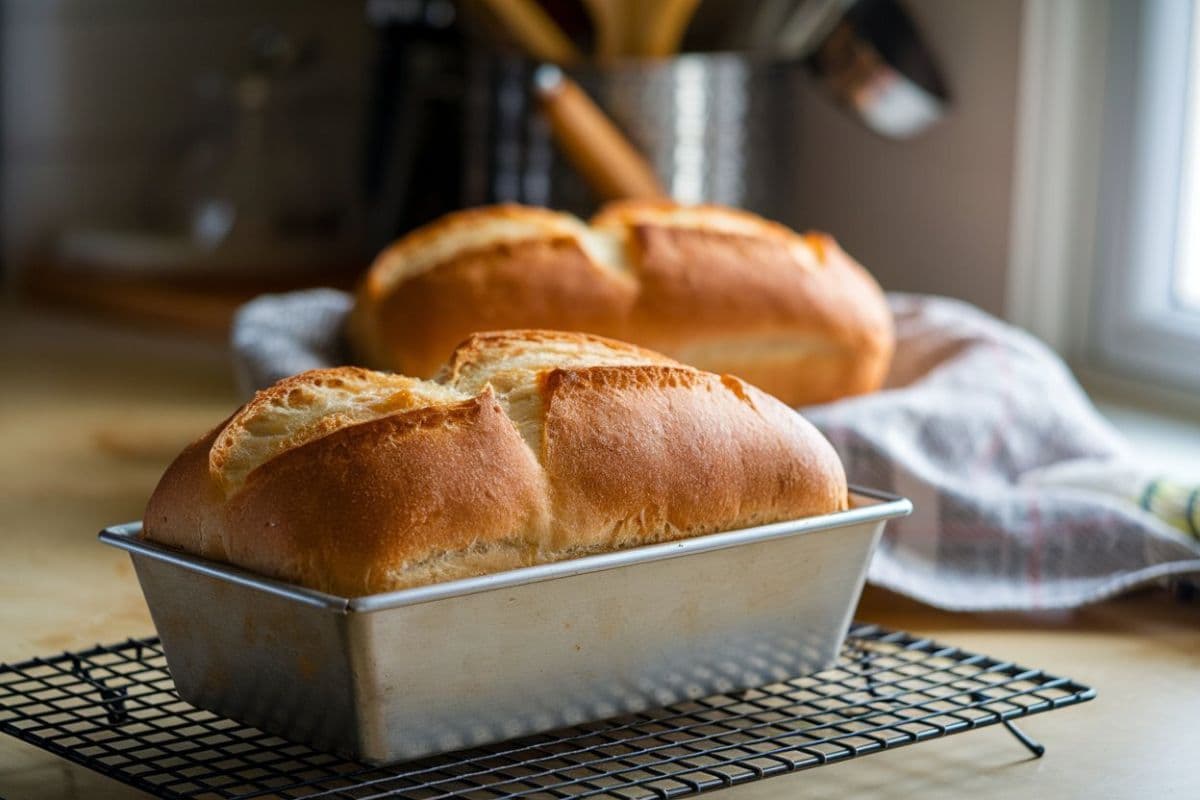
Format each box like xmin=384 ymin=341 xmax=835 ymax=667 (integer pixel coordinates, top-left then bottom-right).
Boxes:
xmin=473 ymin=0 xmax=584 ymax=64
xmin=582 ymin=0 xmax=624 ymax=61
xmin=534 ymin=64 xmax=667 ymax=200
xmin=633 ymin=0 xmax=702 ymax=58
xmin=475 ymin=0 xmax=670 ymax=201
xmin=584 ymin=0 xmax=700 ymax=59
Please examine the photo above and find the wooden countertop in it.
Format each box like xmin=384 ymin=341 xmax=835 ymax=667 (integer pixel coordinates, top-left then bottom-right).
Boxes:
xmin=1 ymin=309 xmax=1198 ymax=799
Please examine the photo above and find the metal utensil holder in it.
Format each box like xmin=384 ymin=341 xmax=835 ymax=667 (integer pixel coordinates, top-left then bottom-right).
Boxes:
xmin=463 ymin=53 xmax=810 ymax=221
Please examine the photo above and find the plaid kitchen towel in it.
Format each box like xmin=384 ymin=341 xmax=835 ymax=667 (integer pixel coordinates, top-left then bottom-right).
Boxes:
xmin=232 ymin=289 xmax=1200 ymax=611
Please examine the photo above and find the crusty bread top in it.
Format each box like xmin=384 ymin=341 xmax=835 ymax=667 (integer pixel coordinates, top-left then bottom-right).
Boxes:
xmin=349 ymin=201 xmax=893 ymax=408
xmin=362 ymin=202 xmax=826 ymax=301
xmin=145 ymin=330 xmax=848 ymax=595
xmin=439 ymin=331 xmax=677 ymax=451
xmin=364 ymin=204 xmax=634 ymax=298
xmin=441 ymin=329 xmax=674 ymax=389
xmin=209 ymin=368 xmax=467 ymax=497
xmin=209 ymin=332 xmax=678 ymax=497
xmin=360 ymin=200 xmax=832 ymax=298
xmin=589 ymin=200 xmax=823 ymax=273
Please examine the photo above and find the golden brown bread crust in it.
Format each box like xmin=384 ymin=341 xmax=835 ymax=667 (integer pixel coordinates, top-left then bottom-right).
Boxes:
xmin=361 ymin=203 xmax=585 ymax=298
xmin=351 ymin=201 xmax=893 ymax=406
xmin=143 ymin=331 xmax=848 ymax=596
xmin=224 ymin=391 xmax=551 ymax=595
xmin=441 ymin=328 xmax=675 ymax=379
xmin=541 ymin=365 xmax=846 ymax=549
xmin=370 ymin=237 xmax=637 ymax=378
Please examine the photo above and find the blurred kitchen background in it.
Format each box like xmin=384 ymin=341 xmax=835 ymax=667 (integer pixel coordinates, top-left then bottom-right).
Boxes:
xmin=0 ymin=0 xmax=1197 ymax=421
xmin=3 ymin=6 xmax=1200 ymax=791
xmin=0 ymin=0 xmax=1009 ymax=319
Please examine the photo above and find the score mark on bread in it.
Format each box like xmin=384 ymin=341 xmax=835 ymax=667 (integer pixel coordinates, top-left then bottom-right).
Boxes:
xmin=145 ymin=331 xmax=849 ymax=597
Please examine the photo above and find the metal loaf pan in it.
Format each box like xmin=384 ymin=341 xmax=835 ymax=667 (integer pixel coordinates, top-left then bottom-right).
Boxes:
xmin=101 ymin=486 xmax=911 ymax=765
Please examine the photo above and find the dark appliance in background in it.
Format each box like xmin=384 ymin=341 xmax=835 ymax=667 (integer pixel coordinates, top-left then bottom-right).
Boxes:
xmin=362 ymin=0 xmax=467 ymax=253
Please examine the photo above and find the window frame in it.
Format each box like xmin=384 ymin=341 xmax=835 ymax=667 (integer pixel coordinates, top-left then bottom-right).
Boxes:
xmin=1006 ymin=0 xmax=1200 ymax=403
xmin=1091 ymin=0 xmax=1200 ymax=394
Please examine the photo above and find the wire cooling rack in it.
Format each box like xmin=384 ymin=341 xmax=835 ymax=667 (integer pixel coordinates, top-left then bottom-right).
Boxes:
xmin=0 ymin=624 xmax=1094 ymax=799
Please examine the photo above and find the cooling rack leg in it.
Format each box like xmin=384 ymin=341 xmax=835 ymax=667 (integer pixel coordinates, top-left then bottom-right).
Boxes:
xmin=1001 ymin=720 xmax=1045 ymax=758
xmin=969 ymin=690 xmax=1045 ymax=758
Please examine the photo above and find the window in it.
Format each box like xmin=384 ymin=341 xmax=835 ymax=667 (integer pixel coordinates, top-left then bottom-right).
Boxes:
xmin=1008 ymin=0 xmax=1200 ymax=400
xmin=1174 ymin=0 xmax=1200 ymax=315
xmin=1092 ymin=0 xmax=1200 ymax=394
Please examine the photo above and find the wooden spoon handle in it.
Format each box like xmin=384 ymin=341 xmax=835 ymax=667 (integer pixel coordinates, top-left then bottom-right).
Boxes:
xmin=534 ymin=65 xmax=667 ymax=201
xmin=583 ymin=0 xmax=623 ymax=61
xmin=475 ymin=0 xmax=583 ymax=64
xmin=640 ymin=0 xmax=701 ymax=57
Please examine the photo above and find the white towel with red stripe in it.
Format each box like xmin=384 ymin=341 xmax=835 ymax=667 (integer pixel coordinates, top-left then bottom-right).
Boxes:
xmin=801 ymin=294 xmax=1200 ymax=609
xmin=232 ymin=289 xmax=1200 ymax=610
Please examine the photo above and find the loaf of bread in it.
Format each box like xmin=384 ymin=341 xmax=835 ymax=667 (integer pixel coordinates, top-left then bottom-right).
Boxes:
xmin=350 ymin=201 xmax=893 ymax=407
xmin=144 ymin=330 xmax=848 ymax=596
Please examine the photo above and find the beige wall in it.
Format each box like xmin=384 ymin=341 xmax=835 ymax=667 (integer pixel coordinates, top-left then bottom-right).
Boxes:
xmin=787 ymin=0 xmax=1024 ymax=315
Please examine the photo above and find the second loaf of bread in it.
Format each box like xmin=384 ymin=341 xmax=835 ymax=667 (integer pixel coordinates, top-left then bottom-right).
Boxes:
xmin=143 ymin=330 xmax=848 ymax=597
xmin=350 ymin=201 xmax=894 ymax=407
